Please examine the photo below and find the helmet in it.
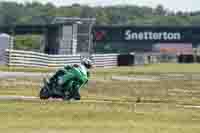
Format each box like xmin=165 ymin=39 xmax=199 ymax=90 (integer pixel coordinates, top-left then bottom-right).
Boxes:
xmin=81 ymin=58 xmax=92 ymax=69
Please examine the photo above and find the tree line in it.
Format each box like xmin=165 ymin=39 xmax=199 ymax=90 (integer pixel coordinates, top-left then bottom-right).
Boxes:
xmin=0 ymin=1 xmax=200 ymax=26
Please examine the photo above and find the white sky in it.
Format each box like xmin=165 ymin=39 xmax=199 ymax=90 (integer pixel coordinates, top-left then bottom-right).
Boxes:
xmin=1 ymin=0 xmax=200 ymax=12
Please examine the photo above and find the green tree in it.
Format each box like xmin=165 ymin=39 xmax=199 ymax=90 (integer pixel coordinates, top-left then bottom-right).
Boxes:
xmin=0 ymin=1 xmax=199 ymax=27
xmin=14 ymin=35 xmax=41 ymax=51
xmin=154 ymin=4 xmax=166 ymax=16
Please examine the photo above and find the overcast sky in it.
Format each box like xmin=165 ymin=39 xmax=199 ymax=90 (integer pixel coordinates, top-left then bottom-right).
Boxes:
xmin=1 ymin=0 xmax=200 ymax=12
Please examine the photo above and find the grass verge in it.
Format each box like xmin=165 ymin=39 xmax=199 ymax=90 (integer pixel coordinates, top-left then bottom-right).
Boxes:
xmin=0 ymin=100 xmax=200 ymax=133
xmin=1 ymin=64 xmax=200 ymax=132
xmin=2 ymin=63 xmax=200 ymax=74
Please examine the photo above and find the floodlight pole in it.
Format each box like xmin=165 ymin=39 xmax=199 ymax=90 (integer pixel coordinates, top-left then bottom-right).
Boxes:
xmin=88 ymin=19 xmax=95 ymax=55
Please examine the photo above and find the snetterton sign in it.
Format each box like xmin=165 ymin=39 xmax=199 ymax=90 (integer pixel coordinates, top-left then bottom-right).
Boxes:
xmin=125 ymin=30 xmax=181 ymax=41
xmin=93 ymin=26 xmax=200 ymax=43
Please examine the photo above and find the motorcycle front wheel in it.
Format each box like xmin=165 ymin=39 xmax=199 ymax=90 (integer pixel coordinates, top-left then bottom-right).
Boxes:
xmin=39 ymin=87 xmax=50 ymax=99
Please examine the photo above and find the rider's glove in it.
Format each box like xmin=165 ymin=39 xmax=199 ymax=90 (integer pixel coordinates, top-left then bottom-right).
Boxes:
xmin=64 ymin=65 xmax=73 ymax=70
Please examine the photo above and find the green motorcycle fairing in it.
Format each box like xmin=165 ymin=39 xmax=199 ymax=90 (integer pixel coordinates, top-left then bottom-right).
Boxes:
xmin=58 ymin=65 xmax=89 ymax=92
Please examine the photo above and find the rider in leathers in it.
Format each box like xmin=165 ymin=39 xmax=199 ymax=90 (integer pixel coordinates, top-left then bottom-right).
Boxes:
xmin=50 ymin=58 xmax=92 ymax=100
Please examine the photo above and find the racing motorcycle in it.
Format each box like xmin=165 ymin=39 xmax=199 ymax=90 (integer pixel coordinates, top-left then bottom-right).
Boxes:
xmin=39 ymin=65 xmax=89 ymax=100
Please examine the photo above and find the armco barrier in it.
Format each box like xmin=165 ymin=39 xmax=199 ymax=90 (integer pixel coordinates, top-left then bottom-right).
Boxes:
xmin=5 ymin=49 xmax=118 ymax=68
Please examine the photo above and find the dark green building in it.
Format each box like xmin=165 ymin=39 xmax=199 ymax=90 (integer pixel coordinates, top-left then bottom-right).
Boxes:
xmin=92 ymin=26 xmax=200 ymax=54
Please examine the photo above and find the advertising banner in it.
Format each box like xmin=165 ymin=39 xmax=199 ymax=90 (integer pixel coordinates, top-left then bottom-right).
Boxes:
xmin=93 ymin=26 xmax=198 ymax=43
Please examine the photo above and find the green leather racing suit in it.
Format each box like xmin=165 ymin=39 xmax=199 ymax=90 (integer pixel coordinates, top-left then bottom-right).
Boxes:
xmin=54 ymin=64 xmax=89 ymax=100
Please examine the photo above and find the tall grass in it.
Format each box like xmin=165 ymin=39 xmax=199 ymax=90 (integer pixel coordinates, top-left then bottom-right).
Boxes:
xmin=1 ymin=64 xmax=200 ymax=132
xmin=0 ymin=100 xmax=200 ymax=133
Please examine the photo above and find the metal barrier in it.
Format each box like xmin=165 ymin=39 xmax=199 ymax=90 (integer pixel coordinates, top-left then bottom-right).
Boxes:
xmin=5 ymin=49 xmax=118 ymax=68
